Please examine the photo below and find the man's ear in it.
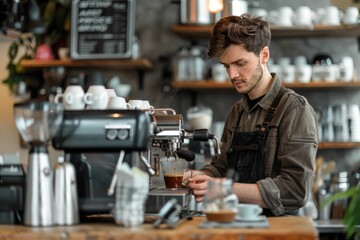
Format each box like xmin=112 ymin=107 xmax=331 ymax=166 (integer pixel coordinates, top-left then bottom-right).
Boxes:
xmin=261 ymin=46 xmax=270 ymax=64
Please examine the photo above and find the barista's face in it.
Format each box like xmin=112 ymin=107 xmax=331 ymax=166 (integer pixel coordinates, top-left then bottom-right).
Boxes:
xmin=219 ymin=45 xmax=267 ymax=97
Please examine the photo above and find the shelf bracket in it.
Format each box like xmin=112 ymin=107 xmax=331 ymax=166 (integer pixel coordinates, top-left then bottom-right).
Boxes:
xmin=190 ymin=91 xmax=197 ymax=106
xmin=137 ymin=69 xmax=145 ymax=90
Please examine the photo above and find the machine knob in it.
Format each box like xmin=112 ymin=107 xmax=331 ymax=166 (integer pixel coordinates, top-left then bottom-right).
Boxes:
xmin=118 ymin=129 xmax=130 ymax=140
xmin=106 ymin=129 xmax=118 ymax=140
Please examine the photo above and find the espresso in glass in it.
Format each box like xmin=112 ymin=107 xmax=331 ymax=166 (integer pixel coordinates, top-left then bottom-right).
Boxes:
xmin=163 ymin=173 xmax=183 ymax=189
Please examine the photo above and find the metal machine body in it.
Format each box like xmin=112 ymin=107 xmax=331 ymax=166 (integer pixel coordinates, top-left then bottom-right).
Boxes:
xmin=52 ymin=109 xmax=153 ymax=215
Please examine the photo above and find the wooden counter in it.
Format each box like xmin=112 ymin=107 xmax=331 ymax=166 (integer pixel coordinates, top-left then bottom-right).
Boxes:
xmin=0 ymin=216 xmax=318 ymax=240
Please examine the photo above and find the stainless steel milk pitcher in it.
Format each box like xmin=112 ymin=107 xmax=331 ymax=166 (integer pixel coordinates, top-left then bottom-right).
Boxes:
xmin=54 ymin=157 xmax=79 ymax=225
xmin=24 ymin=152 xmax=55 ymax=226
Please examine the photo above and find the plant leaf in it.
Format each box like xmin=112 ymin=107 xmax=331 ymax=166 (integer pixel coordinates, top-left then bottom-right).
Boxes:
xmin=321 ymin=186 xmax=356 ymax=209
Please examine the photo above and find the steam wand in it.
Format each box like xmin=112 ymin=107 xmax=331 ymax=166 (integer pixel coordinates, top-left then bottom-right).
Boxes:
xmin=139 ymin=152 xmax=156 ymax=176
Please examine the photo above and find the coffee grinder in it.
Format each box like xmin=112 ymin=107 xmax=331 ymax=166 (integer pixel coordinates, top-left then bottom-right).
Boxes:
xmin=14 ymin=101 xmax=63 ymax=226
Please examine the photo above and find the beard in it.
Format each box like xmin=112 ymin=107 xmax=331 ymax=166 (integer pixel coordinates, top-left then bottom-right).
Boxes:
xmin=233 ymin=60 xmax=264 ymax=95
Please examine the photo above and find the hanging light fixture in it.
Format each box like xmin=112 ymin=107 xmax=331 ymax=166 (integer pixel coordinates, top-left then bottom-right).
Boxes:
xmin=207 ymin=0 xmax=223 ymax=13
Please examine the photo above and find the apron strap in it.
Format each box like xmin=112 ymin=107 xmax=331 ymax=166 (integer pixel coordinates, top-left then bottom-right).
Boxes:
xmin=258 ymin=86 xmax=287 ymax=133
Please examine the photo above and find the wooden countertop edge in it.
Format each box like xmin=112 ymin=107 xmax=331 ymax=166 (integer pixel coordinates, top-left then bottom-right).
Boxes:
xmin=0 ymin=216 xmax=319 ymax=240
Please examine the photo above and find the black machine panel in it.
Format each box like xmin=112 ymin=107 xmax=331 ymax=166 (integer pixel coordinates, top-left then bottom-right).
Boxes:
xmin=52 ymin=109 xmax=152 ymax=152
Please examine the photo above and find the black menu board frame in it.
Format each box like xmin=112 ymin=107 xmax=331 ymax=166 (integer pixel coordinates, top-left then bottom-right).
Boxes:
xmin=71 ymin=0 xmax=135 ymax=59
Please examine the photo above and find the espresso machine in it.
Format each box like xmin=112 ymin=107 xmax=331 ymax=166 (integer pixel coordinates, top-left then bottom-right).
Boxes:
xmin=51 ymin=107 xmax=219 ymax=218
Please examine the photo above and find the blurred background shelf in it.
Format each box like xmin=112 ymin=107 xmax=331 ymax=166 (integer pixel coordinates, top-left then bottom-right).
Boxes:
xmin=20 ymin=58 xmax=154 ymax=89
xmin=171 ymin=80 xmax=360 ymax=90
xmin=171 ymin=24 xmax=360 ymax=39
xmin=318 ymin=142 xmax=360 ymax=149
xmin=20 ymin=58 xmax=154 ymax=70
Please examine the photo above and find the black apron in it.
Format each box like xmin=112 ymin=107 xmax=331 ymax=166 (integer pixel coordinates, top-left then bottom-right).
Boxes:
xmin=226 ymin=87 xmax=298 ymax=216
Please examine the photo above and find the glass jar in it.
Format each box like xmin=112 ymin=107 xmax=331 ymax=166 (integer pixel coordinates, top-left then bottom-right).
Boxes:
xmin=329 ymin=171 xmax=350 ymax=219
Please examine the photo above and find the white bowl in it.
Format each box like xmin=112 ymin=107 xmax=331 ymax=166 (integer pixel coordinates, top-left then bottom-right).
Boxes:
xmin=114 ymin=84 xmax=131 ymax=97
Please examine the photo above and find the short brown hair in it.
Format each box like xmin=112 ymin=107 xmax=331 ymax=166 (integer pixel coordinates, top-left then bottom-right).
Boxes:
xmin=208 ymin=14 xmax=271 ymax=58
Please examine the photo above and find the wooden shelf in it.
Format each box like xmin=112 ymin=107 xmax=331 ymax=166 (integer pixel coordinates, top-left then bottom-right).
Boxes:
xmin=171 ymin=80 xmax=360 ymax=90
xmin=171 ymin=24 xmax=360 ymax=39
xmin=318 ymin=142 xmax=360 ymax=149
xmin=20 ymin=58 xmax=154 ymax=89
xmin=20 ymin=58 xmax=154 ymax=70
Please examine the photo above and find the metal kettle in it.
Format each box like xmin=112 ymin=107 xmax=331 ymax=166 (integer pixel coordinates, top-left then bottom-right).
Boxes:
xmin=54 ymin=157 xmax=79 ymax=225
xmin=180 ymin=0 xmax=212 ymax=25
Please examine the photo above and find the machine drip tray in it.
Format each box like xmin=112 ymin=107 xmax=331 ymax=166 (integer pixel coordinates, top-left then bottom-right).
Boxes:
xmin=145 ymin=188 xmax=191 ymax=214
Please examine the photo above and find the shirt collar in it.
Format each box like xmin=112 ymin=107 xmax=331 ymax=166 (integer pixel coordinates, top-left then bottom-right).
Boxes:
xmin=257 ymin=73 xmax=282 ymax=111
xmin=238 ymin=73 xmax=282 ymax=112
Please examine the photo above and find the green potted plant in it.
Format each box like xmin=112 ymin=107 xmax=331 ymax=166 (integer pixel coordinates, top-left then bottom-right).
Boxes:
xmin=2 ymin=33 xmax=36 ymax=98
xmin=2 ymin=0 xmax=71 ymax=95
xmin=323 ymin=185 xmax=360 ymax=239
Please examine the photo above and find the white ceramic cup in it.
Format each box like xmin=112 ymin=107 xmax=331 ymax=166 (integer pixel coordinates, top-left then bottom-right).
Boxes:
xmin=323 ymin=64 xmax=340 ymax=82
xmin=237 ymin=203 xmax=263 ymax=220
xmin=141 ymin=100 xmax=154 ymax=110
xmin=211 ymin=63 xmax=228 ymax=82
xmin=282 ymin=65 xmax=296 ymax=83
xmin=323 ymin=6 xmax=340 ymax=25
xmin=294 ymin=55 xmax=308 ymax=67
xmin=251 ymin=8 xmax=267 ymax=18
xmin=311 ymin=65 xmax=325 ymax=82
xmin=128 ymin=99 xmax=144 ymax=109
xmin=107 ymin=97 xmax=130 ymax=110
xmin=296 ymin=64 xmax=312 ymax=83
xmin=339 ymin=56 xmax=354 ymax=82
xmin=344 ymin=7 xmax=359 ymax=24
xmin=294 ymin=6 xmax=313 ymax=26
xmin=84 ymin=85 xmax=109 ymax=109
xmin=106 ymin=89 xmax=117 ymax=98
xmin=114 ymin=84 xmax=132 ymax=97
xmin=54 ymin=85 xmax=85 ymax=110
xmin=276 ymin=6 xmax=293 ymax=26
xmin=268 ymin=64 xmax=282 ymax=78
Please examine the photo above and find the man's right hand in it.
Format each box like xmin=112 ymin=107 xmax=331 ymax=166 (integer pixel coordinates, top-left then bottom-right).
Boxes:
xmin=187 ymin=173 xmax=213 ymax=202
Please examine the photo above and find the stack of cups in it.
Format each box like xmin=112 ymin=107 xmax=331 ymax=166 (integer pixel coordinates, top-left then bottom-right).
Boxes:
xmin=333 ymin=104 xmax=349 ymax=142
xmin=348 ymin=104 xmax=360 ymax=141
xmin=339 ymin=56 xmax=354 ymax=82
xmin=279 ymin=57 xmax=295 ymax=83
xmin=294 ymin=56 xmax=312 ymax=83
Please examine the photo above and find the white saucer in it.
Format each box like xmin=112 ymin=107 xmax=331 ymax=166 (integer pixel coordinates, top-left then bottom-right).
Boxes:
xmin=235 ymin=215 xmax=266 ymax=222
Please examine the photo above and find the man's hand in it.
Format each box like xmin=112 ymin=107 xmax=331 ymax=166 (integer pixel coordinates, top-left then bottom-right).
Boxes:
xmin=187 ymin=174 xmax=214 ymax=202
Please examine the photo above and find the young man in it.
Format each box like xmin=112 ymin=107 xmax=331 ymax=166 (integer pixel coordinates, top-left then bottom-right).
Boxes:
xmin=185 ymin=14 xmax=318 ymax=216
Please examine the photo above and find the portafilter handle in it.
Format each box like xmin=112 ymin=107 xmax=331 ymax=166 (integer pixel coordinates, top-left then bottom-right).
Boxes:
xmin=176 ymin=149 xmax=195 ymax=162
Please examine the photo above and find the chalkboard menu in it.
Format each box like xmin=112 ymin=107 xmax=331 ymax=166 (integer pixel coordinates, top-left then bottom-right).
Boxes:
xmin=71 ymin=0 xmax=135 ymax=59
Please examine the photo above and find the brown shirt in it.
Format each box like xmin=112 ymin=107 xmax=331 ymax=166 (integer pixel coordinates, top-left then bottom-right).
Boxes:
xmin=201 ymin=74 xmax=318 ymax=215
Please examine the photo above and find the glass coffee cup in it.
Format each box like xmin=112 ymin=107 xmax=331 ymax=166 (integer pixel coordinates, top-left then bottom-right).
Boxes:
xmin=160 ymin=158 xmax=188 ymax=189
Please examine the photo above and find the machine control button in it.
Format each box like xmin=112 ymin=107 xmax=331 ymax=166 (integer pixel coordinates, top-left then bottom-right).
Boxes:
xmin=106 ymin=129 xmax=118 ymax=140
xmin=105 ymin=124 xmax=131 ymax=141
xmin=118 ymin=129 xmax=130 ymax=140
